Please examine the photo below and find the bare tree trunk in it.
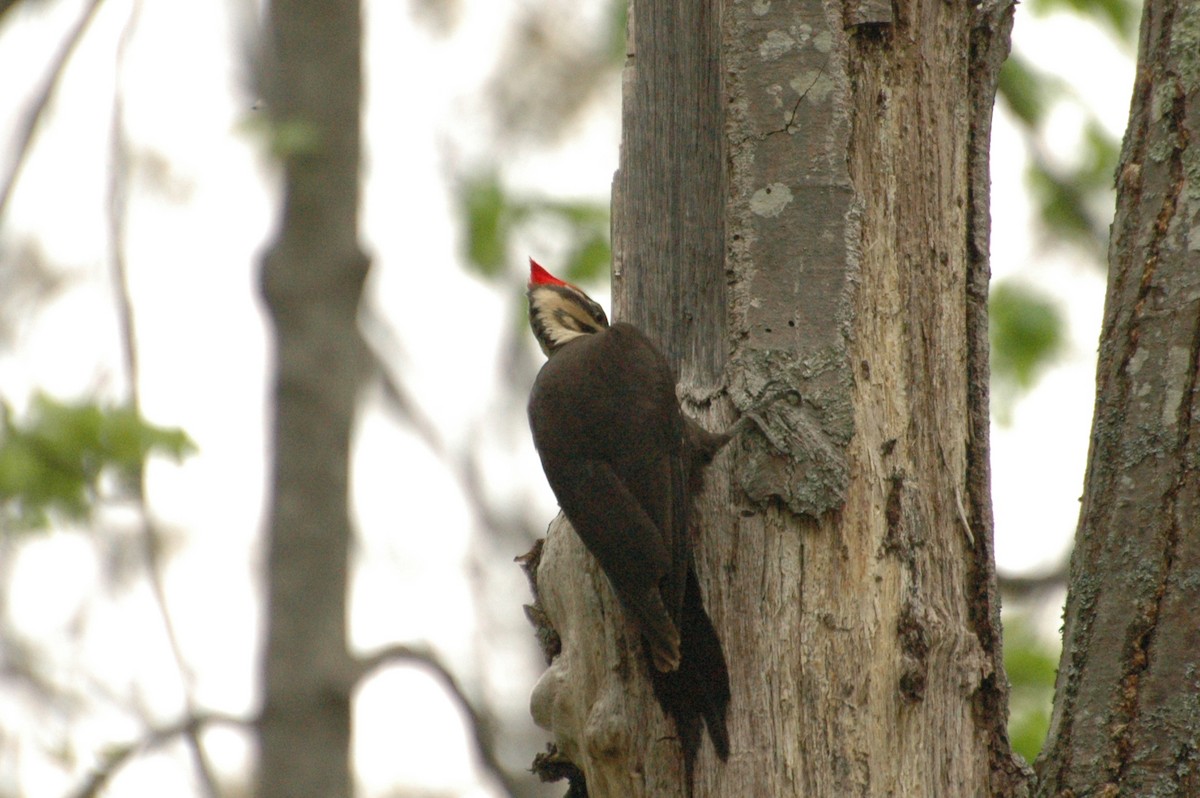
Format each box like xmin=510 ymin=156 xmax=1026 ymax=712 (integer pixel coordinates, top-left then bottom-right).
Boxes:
xmin=256 ymin=2 xmax=367 ymax=797
xmin=531 ymin=0 xmax=1029 ymax=795
xmin=1036 ymin=2 xmax=1200 ymax=794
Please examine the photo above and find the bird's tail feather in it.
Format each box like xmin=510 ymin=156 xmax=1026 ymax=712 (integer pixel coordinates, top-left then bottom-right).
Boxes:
xmin=650 ymin=566 xmax=731 ymax=782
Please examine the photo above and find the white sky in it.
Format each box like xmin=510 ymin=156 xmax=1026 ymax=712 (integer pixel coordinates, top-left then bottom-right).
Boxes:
xmin=0 ymin=0 xmax=1133 ymax=795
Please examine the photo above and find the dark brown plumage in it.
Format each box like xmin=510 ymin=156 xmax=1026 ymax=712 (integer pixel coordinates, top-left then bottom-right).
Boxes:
xmin=526 ymin=259 xmax=730 ymax=774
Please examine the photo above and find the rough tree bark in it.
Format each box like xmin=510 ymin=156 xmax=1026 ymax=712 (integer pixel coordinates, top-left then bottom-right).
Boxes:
xmin=530 ymin=0 xmax=1030 ymax=795
xmin=1035 ymin=2 xmax=1200 ymax=794
xmin=256 ymin=2 xmax=368 ymax=797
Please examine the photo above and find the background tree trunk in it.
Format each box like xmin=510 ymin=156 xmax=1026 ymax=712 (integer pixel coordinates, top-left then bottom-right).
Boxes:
xmin=532 ymin=0 xmax=1030 ymax=795
xmin=1036 ymin=1 xmax=1200 ymax=794
xmin=256 ymin=1 xmax=368 ymax=797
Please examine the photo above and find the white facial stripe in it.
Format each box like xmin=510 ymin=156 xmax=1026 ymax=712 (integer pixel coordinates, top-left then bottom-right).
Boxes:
xmin=549 ymin=326 xmax=588 ymax=346
xmin=532 ymin=288 xmax=605 ymax=349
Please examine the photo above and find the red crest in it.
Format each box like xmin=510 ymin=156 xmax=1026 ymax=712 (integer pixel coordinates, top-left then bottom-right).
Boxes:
xmin=529 ymin=258 xmax=568 ymax=287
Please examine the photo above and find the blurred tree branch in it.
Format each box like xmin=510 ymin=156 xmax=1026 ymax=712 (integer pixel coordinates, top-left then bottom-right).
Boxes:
xmin=105 ymin=1 xmax=219 ymax=792
xmin=997 ymin=567 xmax=1067 ymax=601
xmin=363 ymin=310 xmax=542 ymax=545
xmin=355 ymin=643 xmax=525 ymax=797
xmin=0 ymin=0 xmax=106 ymax=220
xmin=0 ymin=0 xmax=22 ymax=23
xmin=66 ymin=711 xmax=249 ymax=798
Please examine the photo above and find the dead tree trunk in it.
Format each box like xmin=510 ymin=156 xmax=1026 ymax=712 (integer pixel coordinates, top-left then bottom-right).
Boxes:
xmin=256 ymin=2 xmax=368 ymax=797
xmin=530 ymin=0 xmax=1030 ymax=795
xmin=1035 ymin=2 xmax=1200 ymax=794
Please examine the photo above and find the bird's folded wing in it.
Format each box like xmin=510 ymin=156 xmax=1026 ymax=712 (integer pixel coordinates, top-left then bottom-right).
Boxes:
xmin=546 ymin=456 xmax=682 ymax=672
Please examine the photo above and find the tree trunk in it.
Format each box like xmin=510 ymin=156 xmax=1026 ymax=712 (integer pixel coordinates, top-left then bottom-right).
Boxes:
xmin=531 ymin=0 xmax=1030 ymax=795
xmin=1035 ymin=2 xmax=1200 ymax=794
xmin=256 ymin=2 xmax=368 ymax=797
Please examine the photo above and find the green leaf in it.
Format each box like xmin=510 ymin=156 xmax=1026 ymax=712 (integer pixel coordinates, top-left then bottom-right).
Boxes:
xmin=564 ymin=234 xmax=611 ymax=284
xmin=1003 ymin=615 xmax=1060 ymax=761
xmin=0 ymin=394 xmax=196 ymax=533
xmin=990 ymin=281 xmax=1066 ymax=392
xmin=461 ymin=174 xmax=511 ymax=277
xmin=1009 ymin=701 xmax=1053 ymax=762
xmin=1000 ymin=43 xmax=1122 ymax=263
xmin=536 ymin=197 xmax=609 ymax=228
xmin=458 ymin=171 xmax=611 ymax=290
xmin=1028 ymin=163 xmax=1099 ymax=244
xmin=1004 ymin=634 xmax=1060 ymax=688
xmin=606 ymin=0 xmax=628 ymax=64
xmin=237 ymin=113 xmax=324 ymax=159
xmin=999 ymin=56 xmax=1067 ymax=127
xmin=1079 ymin=119 xmax=1121 ymax=188
xmin=271 ymin=119 xmax=323 ymax=158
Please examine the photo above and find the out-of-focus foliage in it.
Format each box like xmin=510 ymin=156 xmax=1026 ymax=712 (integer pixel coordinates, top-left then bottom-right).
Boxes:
xmin=1003 ymin=614 xmax=1060 ymax=761
xmin=459 ymin=172 xmax=610 ymax=285
xmin=990 ymin=280 xmax=1066 ymax=422
xmin=238 ymin=112 xmax=323 ymax=159
xmin=605 ymin=0 xmax=627 ymax=62
xmin=997 ymin=55 xmax=1069 ymax=128
xmin=485 ymin=3 xmax=625 ymax=145
xmin=1026 ymin=119 xmax=1121 ymax=256
xmin=990 ymin=280 xmax=1065 ymax=390
xmin=990 ymin=0 xmax=1137 ymax=403
xmin=1027 ymin=0 xmax=1139 ymax=42
xmin=998 ymin=55 xmax=1115 ymax=257
xmin=0 ymin=393 xmax=195 ymax=530
xmin=452 ymin=1 xmax=622 ymax=319
xmin=0 ymin=241 xmax=63 ymax=349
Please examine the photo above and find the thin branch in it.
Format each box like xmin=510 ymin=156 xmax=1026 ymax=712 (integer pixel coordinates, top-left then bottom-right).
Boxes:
xmin=108 ymin=17 xmax=137 ymax=397
xmin=361 ymin=312 xmax=556 ymax=794
xmin=359 ymin=308 xmax=447 ymax=454
xmin=0 ymin=0 xmax=107 ymax=221
xmin=0 ymin=0 xmax=21 ymax=24
xmin=354 ymin=643 xmax=524 ymax=798
xmin=66 ymin=712 xmax=249 ymax=798
xmin=362 ymin=308 xmax=541 ymax=545
xmin=997 ymin=566 xmax=1068 ymax=601
xmin=105 ymin=3 xmax=219 ymax=794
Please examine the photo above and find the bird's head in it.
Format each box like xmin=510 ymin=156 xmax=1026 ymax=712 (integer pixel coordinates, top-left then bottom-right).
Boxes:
xmin=526 ymin=258 xmax=609 ymax=356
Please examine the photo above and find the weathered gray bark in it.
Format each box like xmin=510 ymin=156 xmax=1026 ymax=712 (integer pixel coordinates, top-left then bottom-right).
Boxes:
xmin=531 ymin=0 xmax=1029 ymax=795
xmin=1036 ymin=2 xmax=1200 ymax=795
xmin=256 ymin=2 xmax=368 ymax=797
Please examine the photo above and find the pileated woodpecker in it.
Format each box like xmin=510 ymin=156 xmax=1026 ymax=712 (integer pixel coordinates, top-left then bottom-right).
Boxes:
xmin=526 ymin=258 xmax=731 ymax=773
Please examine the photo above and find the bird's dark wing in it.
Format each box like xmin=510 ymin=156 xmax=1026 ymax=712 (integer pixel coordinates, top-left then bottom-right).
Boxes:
xmin=528 ymin=324 xmax=688 ymax=670
xmin=539 ymin=454 xmax=682 ymax=672
xmin=527 ymin=319 xmax=732 ymax=771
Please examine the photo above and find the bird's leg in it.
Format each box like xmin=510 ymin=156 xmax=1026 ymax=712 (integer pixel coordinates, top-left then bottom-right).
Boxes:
xmin=684 ymin=387 xmax=799 ymax=476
